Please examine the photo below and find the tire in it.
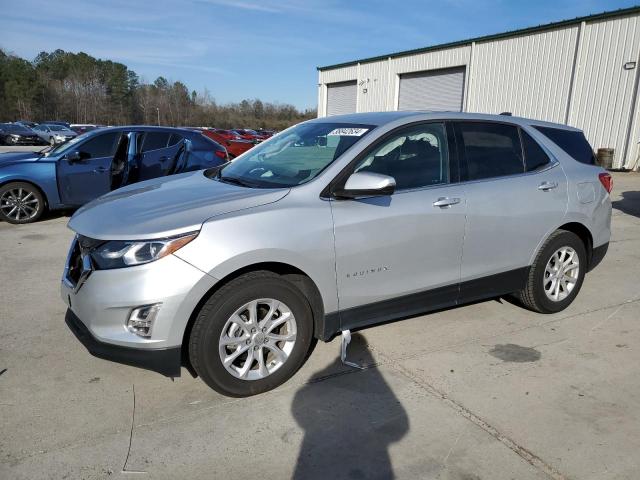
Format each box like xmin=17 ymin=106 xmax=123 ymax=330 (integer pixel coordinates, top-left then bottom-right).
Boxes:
xmin=0 ymin=182 xmax=46 ymax=224
xmin=516 ymin=230 xmax=587 ymax=313
xmin=189 ymin=271 xmax=314 ymax=397
xmin=49 ymin=137 xmax=55 ymax=146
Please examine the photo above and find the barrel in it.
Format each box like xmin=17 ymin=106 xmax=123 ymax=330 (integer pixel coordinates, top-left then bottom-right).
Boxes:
xmin=597 ymin=148 xmax=614 ymax=169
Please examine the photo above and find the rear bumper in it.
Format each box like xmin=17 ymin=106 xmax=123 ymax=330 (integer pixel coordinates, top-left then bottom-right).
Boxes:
xmin=65 ymin=308 xmax=182 ymax=377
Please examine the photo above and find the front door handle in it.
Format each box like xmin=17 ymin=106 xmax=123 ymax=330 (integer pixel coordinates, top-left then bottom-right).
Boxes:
xmin=93 ymin=167 xmax=109 ymax=173
xmin=433 ymin=197 xmax=461 ymax=208
xmin=538 ymin=181 xmax=558 ymax=191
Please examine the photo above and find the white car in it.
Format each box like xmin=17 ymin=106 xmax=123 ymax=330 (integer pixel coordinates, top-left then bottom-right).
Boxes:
xmin=32 ymin=124 xmax=78 ymax=145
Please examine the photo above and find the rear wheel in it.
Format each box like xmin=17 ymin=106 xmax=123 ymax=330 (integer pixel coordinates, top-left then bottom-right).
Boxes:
xmin=189 ymin=271 xmax=314 ymax=397
xmin=0 ymin=182 xmax=45 ymax=224
xmin=516 ymin=230 xmax=586 ymax=313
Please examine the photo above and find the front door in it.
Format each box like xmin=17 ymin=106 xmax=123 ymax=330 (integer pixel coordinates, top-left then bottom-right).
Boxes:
xmin=331 ymin=122 xmax=466 ymax=331
xmin=57 ymin=131 xmax=121 ymax=205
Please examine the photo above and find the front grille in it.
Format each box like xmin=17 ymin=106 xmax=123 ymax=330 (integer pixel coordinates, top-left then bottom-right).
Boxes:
xmin=66 ymin=240 xmax=83 ymax=286
xmin=65 ymin=235 xmax=101 ymax=288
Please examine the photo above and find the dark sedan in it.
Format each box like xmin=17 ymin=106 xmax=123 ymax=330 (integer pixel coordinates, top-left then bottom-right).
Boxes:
xmin=0 ymin=126 xmax=229 ymax=224
xmin=0 ymin=123 xmax=45 ymax=146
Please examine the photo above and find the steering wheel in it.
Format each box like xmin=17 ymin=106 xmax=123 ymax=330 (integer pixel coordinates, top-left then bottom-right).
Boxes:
xmin=247 ymin=167 xmax=267 ymax=177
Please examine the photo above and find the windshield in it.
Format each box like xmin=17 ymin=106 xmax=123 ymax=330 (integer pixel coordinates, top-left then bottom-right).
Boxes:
xmin=217 ymin=122 xmax=374 ymax=188
xmin=47 ymin=125 xmax=69 ymax=132
xmin=43 ymin=131 xmax=92 ymax=156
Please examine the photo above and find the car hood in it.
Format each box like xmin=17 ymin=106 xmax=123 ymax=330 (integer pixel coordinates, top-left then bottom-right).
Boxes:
xmin=68 ymin=170 xmax=290 ymax=240
xmin=0 ymin=151 xmax=41 ymax=167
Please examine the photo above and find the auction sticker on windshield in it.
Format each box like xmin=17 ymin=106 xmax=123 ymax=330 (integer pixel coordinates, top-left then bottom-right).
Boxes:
xmin=327 ymin=128 xmax=369 ymax=136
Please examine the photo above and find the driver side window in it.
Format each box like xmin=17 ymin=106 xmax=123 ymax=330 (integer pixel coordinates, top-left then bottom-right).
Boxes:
xmin=354 ymin=122 xmax=450 ymax=190
xmin=78 ymin=132 xmax=120 ymax=159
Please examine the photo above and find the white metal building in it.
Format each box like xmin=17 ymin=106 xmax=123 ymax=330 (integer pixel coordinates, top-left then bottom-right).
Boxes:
xmin=317 ymin=7 xmax=640 ymax=169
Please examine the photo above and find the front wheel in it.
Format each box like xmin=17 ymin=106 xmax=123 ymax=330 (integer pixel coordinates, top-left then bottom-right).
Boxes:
xmin=49 ymin=137 xmax=55 ymax=146
xmin=516 ymin=230 xmax=587 ymax=313
xmin=189 ymin=271 xmax=314 ymax=397
xmin=0 ymin=182 xmax=46 ymax=224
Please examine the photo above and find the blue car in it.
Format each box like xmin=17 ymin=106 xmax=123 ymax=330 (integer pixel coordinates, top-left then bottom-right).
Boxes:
xmin=0 ymin=126 xmax=229 ymax=224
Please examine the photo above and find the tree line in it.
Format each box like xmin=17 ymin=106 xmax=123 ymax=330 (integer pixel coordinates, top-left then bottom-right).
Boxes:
xmin=0 ymin=48 xmax=316 ymax=130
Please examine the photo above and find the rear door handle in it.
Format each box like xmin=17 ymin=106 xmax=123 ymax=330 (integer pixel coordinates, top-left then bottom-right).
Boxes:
xmin=538 ymin=181 xmax=558 ymax=191
xmin=433 ymin=197 xmax=461 ymax=208
xmin=93 ymin=167 xmax=109 ymax=173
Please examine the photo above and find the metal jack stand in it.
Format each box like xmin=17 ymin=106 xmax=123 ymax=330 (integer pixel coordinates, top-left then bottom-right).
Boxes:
xmin=340 ymin=330 xmax=364 ymax=369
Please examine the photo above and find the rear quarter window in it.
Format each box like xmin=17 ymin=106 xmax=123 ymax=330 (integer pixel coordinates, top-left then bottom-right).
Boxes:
xmin=534 ymin=126 xmax=595 ymax=165
xmin=521 ymin=130 xmax=552 ymax=172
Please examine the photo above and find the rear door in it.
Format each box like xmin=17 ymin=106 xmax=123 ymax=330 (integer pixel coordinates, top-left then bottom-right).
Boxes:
xmin=331 ymin=122 xmax=466 ymax=330
xmin=57 ymin=131 xmax=121 ymax=205
xmin=454 ymin=121 xmax=568 ymax=300
xmin=138 ymin=131 xmax=184 ymax=180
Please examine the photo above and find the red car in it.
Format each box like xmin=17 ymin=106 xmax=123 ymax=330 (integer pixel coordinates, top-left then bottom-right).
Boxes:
xmin=212 ymin=129 xmax=241 ymax=141
xmin=233 ymin=129 xmax=273 ymax=143
xmin=199 ymin=128 xmax=254 ymax=158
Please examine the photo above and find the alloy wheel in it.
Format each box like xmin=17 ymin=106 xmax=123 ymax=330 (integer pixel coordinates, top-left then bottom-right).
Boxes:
xmin=218 ymin=298 xmax=297 ymax=380
xmin=0 ymin=187 xmax=40 ymax=222
xmin=543 ymin=246 xmax=580 ymax=302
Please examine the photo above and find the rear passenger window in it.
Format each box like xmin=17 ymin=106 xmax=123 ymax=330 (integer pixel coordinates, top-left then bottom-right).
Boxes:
xmin=534 ymin=126 xmax=595 ymax=165
xmin=78 ymin=132 xmax=120 ymax=158
xmin=168 ymin=133 xmax=183 ymax=146
xmin=142 ymin=132 xmax=170 ymax=151
xmin=353 ymin=122 xmax=449 ymax=190
xmin=456 ymin=122 xmax=524 ymax=180
xmin=522 ymin=130 xmax=551 ymax=171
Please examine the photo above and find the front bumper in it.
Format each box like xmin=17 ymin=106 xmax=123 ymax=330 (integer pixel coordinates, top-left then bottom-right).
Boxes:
xmin=61 ymin=244 xmax=219 ymax=376
xmin=65 ymin=309 xmax=182 ymax=376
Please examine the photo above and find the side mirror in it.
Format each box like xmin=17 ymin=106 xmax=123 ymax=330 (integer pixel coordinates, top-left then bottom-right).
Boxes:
xmin=333 ymin=171 xmax=396 ymax=199
xmin=317 ymin=136 xmax=327 ymax=147
xmin=66 ymin=151 xmax=82 ymax=163
xmin=67 ymin=151 xmax=90 ymax=163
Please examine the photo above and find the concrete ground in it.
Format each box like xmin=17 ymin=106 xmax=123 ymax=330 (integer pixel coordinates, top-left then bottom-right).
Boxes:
xmin=1 ymin=164 xmax=639 ymax=479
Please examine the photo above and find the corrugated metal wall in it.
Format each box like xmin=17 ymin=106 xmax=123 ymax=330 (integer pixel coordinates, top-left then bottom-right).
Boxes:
xmin=466 ymin=26 xmax=579 ymax=123
xmin=318 ymin=11 xmax=640 ymax=168
xmin=568 ymin=15 xmax=640 ymax=169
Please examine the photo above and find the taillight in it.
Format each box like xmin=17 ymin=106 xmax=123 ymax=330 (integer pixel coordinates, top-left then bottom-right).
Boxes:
xmin=598 ymin=172 xmax=612 ymax=193
xmin=215 ymin=150 xmax=227 ymax=160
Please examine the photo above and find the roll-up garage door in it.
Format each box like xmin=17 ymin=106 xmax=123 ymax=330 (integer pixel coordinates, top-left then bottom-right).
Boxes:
xmin=398 ymin=67 xmax=465 ymax=112
xmin=326 ymin=81 xmax=357 ymax=116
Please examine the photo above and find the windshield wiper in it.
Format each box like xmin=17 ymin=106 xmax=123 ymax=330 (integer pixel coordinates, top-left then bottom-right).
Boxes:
xmin=217 ymin=175 xmax=254 ymax=188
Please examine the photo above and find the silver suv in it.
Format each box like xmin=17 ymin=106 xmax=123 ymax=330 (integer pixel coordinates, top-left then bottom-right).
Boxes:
xmin=61 ymin=112 xmax=612 ymax=397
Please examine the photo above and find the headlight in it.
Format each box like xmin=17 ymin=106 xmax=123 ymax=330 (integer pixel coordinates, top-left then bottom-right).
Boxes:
xmin=90 ymin=232 xmax=198 ymax=269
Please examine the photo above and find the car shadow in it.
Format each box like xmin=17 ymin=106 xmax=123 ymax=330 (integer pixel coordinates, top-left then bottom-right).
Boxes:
xmin=612 ymin=191 xmax=640 ymax=219
xmin=291 ymin=334 xmax=409 ymax=480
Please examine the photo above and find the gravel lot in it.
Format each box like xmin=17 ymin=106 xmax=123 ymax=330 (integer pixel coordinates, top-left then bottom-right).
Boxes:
xmin=1 ymin=151 xmax=639 ymax=479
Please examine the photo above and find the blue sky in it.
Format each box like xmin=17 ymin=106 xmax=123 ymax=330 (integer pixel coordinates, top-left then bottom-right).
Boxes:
xmin=0 ymin=0 xmax=637 ymax=110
